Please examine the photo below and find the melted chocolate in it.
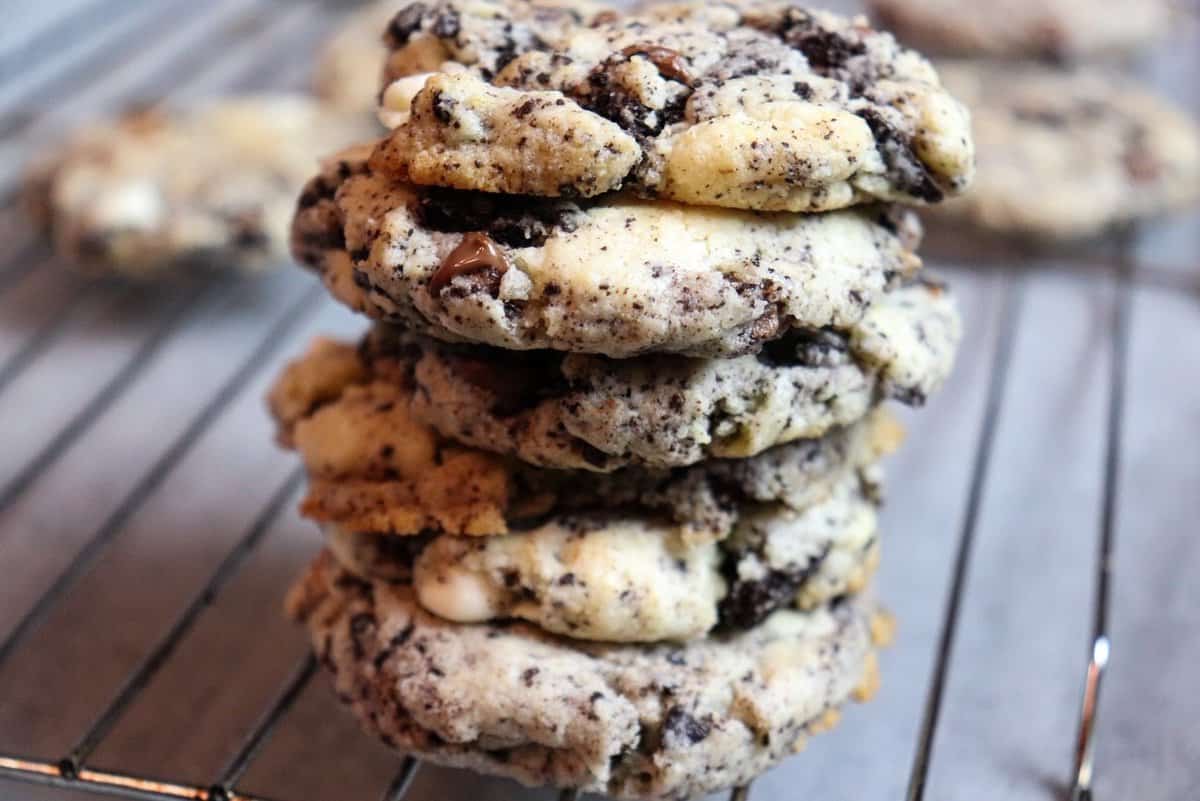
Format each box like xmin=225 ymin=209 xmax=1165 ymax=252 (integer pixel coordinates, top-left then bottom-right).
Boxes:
xmin=428 ymin=232 xmax=510 ymax=295
xmin=619 ymin=44 xmax=694 ymax=85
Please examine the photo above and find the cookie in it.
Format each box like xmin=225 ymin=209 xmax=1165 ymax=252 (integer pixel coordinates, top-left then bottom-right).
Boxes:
xmin=379 ymin=0 xmax=616 ymax=118
xmin=869 ymin=0 xmax=1170 ymax=60
xmin=268 ymin=338 xmax=902 ymax=537
xmin=24 ymin=96 xmax=375 ymax=278
xmin=313 ymin=1 xmax=396 ymax=115
xmin=287 ymin=550 xmax=883 ymax=800
xmin=24 ymin=97 xmax=365 ymax=271
xmin=369 ymin=279 xmax=958 ymax=471
xmin=372 ymin=0 xmax=975 ymax=212
xmin=322 ymin=467 xmax=879 ymax=642
xmin=293 ymin=146 xmax=922 ymax=358
xmin=927 ymin=62 xmax=1200 ymax=241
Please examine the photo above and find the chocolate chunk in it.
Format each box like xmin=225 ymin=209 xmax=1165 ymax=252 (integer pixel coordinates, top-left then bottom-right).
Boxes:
xmin=430 ymin=90 xmax=456 ymax=124
xmin=415 ymin=187 xmax=582 ymax=248
xmin=431 ymin=8 xmax=461 ymax=38
xmin=776 ymin=10 xmax=867 ymax=72
xmin=619 ymin=44 xmax=694 ymax=86
xmin=429 ymin=232 xmax=510 ymax=296
xmin=759 ymin=326 xmax=850 ymax=368
xmin=386 ymin=2 xmax=428 ymax=47
xmin=719 ymin=545 xmax=832 ymax=629
xmin=579 ymin=442 xmax=611 ymax=469
xmin=664 ymin=706 xmax=711 ymax=744
xmin=857 ymin=108 xmax=943 ymax=203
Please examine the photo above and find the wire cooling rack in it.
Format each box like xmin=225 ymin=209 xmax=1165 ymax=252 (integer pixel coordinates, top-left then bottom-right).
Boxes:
xmin=0 ymin=2 xmax=1197 ymax=800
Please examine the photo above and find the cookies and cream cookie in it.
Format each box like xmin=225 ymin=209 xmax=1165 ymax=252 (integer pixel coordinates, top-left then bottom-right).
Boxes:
xmin=313 ymin=1 xmax=396 ymax=115
xmin=929 ymin=62 xmax=1200 ymax=241
xmin=288 ymin=550 xmax=884 ymax=799
xmin=372 ymin=280 xmax=958 ymax=471
xmin=373 ymin=0 xmax=975 ymax=211
xmin=322 ymin=466 xmax=878 ymax=642
xmin=24 ymin=95 xmax=374 ymax=278
xmin=268 ymin=338 xmax=901 ymax=535
xmin=293 ymin=146 xmax=923 ymax=358
xmin=870 ymin=0 xmax=1170 ymax=60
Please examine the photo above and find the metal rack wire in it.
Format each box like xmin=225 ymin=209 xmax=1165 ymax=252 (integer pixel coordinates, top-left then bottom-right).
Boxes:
xmin=0 ymin=2 xmax=1195 ymax=801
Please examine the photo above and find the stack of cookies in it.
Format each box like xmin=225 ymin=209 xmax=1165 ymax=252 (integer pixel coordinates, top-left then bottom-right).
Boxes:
xmin=271 ymin=1 xmax=974 ymax=797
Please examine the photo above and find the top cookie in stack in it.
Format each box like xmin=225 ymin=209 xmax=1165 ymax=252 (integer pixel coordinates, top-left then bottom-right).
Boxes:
xmin=277 ymin=2 xmax=972 ymax=798
xmin=374 ymin=0 xmax=974 ymax=211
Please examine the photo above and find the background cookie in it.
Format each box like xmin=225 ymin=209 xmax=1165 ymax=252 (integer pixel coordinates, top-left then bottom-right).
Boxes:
xmin=24 ymin=95 xmax=374 ymax=278
xmin=870 ymin=0 xmax=1171 ymax=60
xmin=930 ymin=62 xmax=1200 ymax=241
xmin=288 ymin=551 xmax=881 ymax=800
xmin=313 ymin=1 xmax=396 ymax=115
xmin=375 ymin=0 xmax=974 ymax=211
xmin=294 ymin=148 xmax=922 ymax=358
xmin=376 ymin=281 xmax=958 ymax=471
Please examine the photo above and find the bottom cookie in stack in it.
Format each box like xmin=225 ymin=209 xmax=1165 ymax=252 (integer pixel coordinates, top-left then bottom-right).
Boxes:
xmin=271 ymin=338 xmax=899 ymax=798
xmin=289 ymin=552 xmax=887 ymax=800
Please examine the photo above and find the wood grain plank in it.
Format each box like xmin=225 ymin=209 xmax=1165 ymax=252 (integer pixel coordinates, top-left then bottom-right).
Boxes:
xmin=919 ymin=270 xmax=1115 ymax=800
xmin=1093 ymin=284 xmax=1200 ymax=800
xmin=0 ymin=278 xmax=198 ymax=494
xmin=0 ymin=0 xmax=183 ymax=110
xmin=0 ymin=0 xmax=98 ymax=60
xmin=85 ymin=487 xmax=319 ymax=785
xmin=0 ymin=266 xmax=111 ymax=373
xmin=72 ymin=313 xmax=363 ymax=783
xmin=0 ymin=296 xmax=358 ymax=760
xmin=0 ymin=272 xmax=309 ymax=648
xmin=749 ymin=267 xmax=1008 ymax=800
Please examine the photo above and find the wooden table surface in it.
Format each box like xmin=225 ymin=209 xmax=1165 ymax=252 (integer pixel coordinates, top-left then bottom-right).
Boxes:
xmin=0 ymin=2 xmax=1197 ymax=800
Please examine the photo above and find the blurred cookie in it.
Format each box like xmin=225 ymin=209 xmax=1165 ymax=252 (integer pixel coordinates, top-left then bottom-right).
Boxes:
xmin=288 ymin=550 xmax=883 ymax=799
xmin=25 ymin=95 xmax=374 ymax=278
xmin=293 ymin=146 xmax=922 ymax=358
xmin=870 ymin=0 xmax=1170 ymax=60
xmin=268 ymin=338 xmax=901 ymax=535
xmin=374 ymin=0 xmax=974 ymax=211
xmin=371 ymin=280 xmax=958 ymax=471
xmin=323 ymin=466 xmax=879 ymax=642
xmin=931 ymin=62 xmax=1200 ymax=241
xmin=313 ymin=1 xmax=396 ymax=115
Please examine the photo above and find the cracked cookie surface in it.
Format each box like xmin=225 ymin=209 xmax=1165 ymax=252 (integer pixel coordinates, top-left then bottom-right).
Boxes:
xmin=268 ymin=337 xmax=901 ymax=535
xmin=928 ymin=62 xmax=1200 ymax=241
xmin=293 ymin=146 xmax=922 ymax=358
xmin=371 ymin=280 xmax=958 ymax=471
xmin=24 ymin=95 xmax=374 ymax=278
xmin=869 ymin=0 xmax=1170 ymax=60
xmin=288 ymin=550 xmax=881 ymax=800
xmin=372 ymin=0 xmax=974 ymax=211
